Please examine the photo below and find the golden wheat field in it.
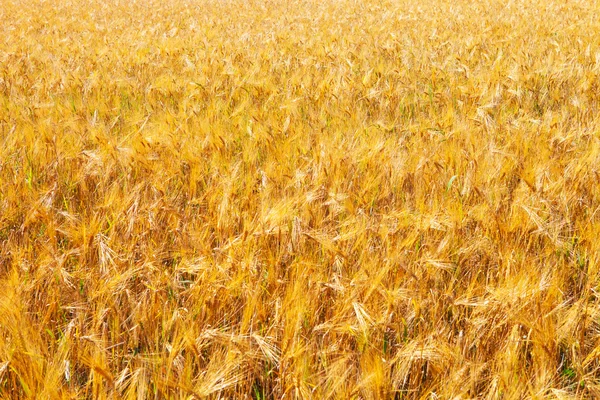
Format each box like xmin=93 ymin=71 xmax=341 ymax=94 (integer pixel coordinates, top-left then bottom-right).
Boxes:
xmin=2 ymin=0 xmax=600 ymax=398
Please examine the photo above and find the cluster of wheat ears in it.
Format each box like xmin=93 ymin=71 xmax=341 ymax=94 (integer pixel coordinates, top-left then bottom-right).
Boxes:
xmin=1 ymin=0 xmax=600 ymax=398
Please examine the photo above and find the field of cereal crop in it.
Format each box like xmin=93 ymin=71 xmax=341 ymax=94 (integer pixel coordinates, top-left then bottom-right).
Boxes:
xmin=2 ymin=0 xmax=600 ymax=397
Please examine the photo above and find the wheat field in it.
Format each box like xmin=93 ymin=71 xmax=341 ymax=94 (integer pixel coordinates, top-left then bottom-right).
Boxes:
xmin=1 ymin=0 xmax=600 ymax=398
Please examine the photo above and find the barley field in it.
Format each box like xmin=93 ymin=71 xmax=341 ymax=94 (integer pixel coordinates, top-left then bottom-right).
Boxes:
xmin=1 ymin=0 xmax=600 ymax=398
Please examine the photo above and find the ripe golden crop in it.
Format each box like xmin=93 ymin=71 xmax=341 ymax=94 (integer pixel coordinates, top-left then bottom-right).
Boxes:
xmin=1 ymin=0 xmax=600 ymax=398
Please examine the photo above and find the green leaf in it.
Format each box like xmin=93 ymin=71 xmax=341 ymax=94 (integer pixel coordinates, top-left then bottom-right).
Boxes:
xmin=447 ymin=175 xmax=458 ymax=192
